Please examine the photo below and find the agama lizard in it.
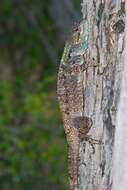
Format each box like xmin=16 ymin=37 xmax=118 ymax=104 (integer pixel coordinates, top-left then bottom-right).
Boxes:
xmin=57 ymin=22 xmax=94 ymax=190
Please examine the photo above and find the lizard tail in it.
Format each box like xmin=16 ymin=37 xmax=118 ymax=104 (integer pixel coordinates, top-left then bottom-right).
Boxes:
xmin=67 ymin=127 xmax=79 ymax=190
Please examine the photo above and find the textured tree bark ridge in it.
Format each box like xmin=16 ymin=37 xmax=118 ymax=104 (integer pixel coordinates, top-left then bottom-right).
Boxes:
xmin=57 ymin=0 xmax=125 ymax=189
xmin=112 ymin=2 xmax=127 ymax=190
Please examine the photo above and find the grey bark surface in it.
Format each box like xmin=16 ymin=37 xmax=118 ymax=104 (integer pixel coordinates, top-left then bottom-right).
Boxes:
xmin=112 ymin=2 xmax=127 ymax=190
xmin=79 ymin=2 xmax=125 ymax=189
xmin=57 ymin=0 xmax=126 ymax=190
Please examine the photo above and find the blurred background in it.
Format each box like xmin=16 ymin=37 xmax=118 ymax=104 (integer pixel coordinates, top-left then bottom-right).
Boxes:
xmin=0 ymin=0 xmax=82 ymax=189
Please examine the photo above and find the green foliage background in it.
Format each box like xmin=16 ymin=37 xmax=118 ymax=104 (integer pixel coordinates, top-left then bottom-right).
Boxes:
xmin=0 ymin=0 xmax=81 ymax=189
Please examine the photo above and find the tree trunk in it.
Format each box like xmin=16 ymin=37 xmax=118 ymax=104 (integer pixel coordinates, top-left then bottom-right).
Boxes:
xmin=57 ymin=0 xmax=126 ymax=190
xmin=112 ymin=2 xmax=127 ymax=189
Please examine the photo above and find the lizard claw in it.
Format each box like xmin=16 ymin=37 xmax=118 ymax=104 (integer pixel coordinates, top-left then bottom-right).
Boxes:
xmin=84 ymin=135 xmax=103 ymax=144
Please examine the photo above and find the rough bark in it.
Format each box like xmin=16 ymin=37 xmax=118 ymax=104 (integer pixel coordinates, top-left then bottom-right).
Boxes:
xmin=112 ymin=2 xmax=127 ymax=190
xmin=57 ymin=0 xmax=126 ymax=190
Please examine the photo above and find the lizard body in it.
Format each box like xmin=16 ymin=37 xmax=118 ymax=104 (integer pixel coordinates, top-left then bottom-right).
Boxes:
xmin=57 ymin=22 xmax=93 ymax=190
